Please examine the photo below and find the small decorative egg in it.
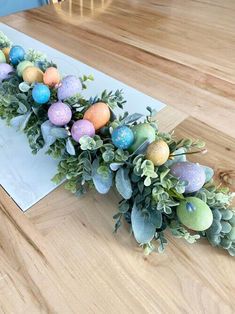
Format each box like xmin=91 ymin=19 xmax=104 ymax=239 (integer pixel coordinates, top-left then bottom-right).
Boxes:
xmin=170 ymin=161 xmax=206 ymax=193
xmin=32 ymin=83 xmax=50 ymax=104
xmin=48 ymin=102 xmax=72 ymax=126
xmin=129 ymin=123 xmax=155 ymax=153
xmin=84 ymin=102 xmax=110 ymax=130
xmin=146 ymin=140 xmax=170 ymax=166
xmin=9 ymin=45 xmax=25 ymax=65
xmin=57 ymin=75 xmax=82 ymax=100
xmin=177 ymin=197 xmax=213 ymax=231
xmin=16 ymin=60 xmax=34 ymax=77
xmin=23 ymin=66 xmax=44 ymax=84
xmin=112 ymin=126 xmax=134 ymax=149
xmin=71 ymin=119 xmax=95 ymax=142
xmin=2 ymin=47 xmax=10 ymax=63
xmin=0 ymin=63 xmax=14 ymax=82
xmin=43 ymin=67 xmax=60 ymax=86
xmin=0 ymin=50 xmax=6 ymax=63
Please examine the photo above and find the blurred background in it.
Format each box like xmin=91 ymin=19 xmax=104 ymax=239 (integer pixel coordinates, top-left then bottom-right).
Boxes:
xmin=0 ymin=0 xmax=60 ymax=16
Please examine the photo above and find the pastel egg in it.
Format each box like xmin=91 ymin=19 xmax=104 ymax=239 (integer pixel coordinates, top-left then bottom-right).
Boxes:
xmin=43 ymin=67 xmax=60 ymax=86
xmin=0 ymin=50 xmax=6 ymax=63
xmin=23 ymin=66 xmax=44 ymax=84
xmin=17 ymin=60 xmax=34 ymax=77
xmin=84 ymin=102 xmax=110 ymax=130
xmin=57 ymin=75 xmax=82 ymax=100
xmin=48 ymin=102 xmax=72 ymax=126
xmin=9 ymin=45 xmax=25 ymax=65
xmin=32 ymin=83 xmax=50 ymax=104
xmin=129 ymin=123 xmax=155 ymax=153
xmin=0 ymin=63 xmax=14 ymax=82
xmin=2 ymin=47 xmax=10 ymax=63
xmin=112 ymin=126 xmax=134 ymax=149
xmin=177 ymin=197 xmax=213 ymax=231
xmin=170 ymin=161 xmax=206 ymax=193
xmin=146 ymin=140 xmax=170 ymax=166
xmin=71 ymin=119 xmax=95 ymax=142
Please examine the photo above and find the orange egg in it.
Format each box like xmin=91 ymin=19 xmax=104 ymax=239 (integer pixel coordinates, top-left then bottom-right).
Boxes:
xmin=84 ymin=102 xmax=110 ymax=130
xmin=23 ymin=66 xmax=43 ymax=84
xmin=43 ymin=67 xmax=60 ymax=86
xmin=2 ymin=47 xmax=10 ymax=63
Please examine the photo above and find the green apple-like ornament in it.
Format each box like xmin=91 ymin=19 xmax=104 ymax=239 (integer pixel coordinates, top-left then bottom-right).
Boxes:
xmin=129 ymin=123 xmax=155 ymax=153
xmin=177 ymin=197 xmax=213 ymax=231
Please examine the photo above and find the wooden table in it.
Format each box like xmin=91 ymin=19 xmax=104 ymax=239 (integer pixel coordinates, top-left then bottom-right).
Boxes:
xmin=0 ymin=1 xmax=235 ymax=313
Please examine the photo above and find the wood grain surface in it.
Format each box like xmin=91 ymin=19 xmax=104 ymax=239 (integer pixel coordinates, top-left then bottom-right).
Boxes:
xmin=0 ymin=0 xmax=235 ymax=313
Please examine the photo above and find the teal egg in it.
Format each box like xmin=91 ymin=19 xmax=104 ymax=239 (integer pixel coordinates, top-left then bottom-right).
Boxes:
xmin=129 ymin=123 xmax=155 ymax=153
xmin=17 ymin=60 xmax=33 ymax=77
xmin=9 ymin=45 xmax=25 ymax=65
xmin=0 ymin=51 xmax=6 ymax=63
xmin=32 ymin=83 xmax=50 ymax=104
xmin=177 ymin=197 xmax=213 ymax=231
xmin=112 ymin=126 xmax=134 ymax=149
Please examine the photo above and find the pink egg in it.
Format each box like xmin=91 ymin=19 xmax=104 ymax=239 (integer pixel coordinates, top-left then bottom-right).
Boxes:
xmin=0 ymin=63 xmax=14 ymax=82
xmin=71 ymin=119 xmax=95 ymax=142
xmin=48 ymin=102 xmax=72 ymax=126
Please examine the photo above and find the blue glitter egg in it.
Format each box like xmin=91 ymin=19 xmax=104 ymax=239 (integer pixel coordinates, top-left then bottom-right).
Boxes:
xmin=32 ymin=83 xmax=51 ymax=104
xmin=9 ymin=45 xmax=25 ymax=65
xmin=112 ymin=126 xmax=134 ymax=149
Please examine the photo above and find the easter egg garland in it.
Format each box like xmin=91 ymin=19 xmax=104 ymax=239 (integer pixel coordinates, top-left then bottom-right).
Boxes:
xmin=0 ymin=32 xmax=235 ymax=257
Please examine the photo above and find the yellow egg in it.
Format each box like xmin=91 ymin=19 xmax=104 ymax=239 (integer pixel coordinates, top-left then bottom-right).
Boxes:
xmin=43 ymin=67 xmax=60 ymax=86
xmin=84 ymin=102 xmax=110 ymax=130
xmin=146 ymin=140 xmax=170 ymax=166
xmin=23 ymin=66 xmax=44 ymax=84
xmin=2 ymin=47 xmax=10 ymax=63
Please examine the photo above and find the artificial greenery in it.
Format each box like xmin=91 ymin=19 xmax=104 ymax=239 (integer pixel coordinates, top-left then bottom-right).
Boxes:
xmin=0 ymin=32 xmax=234 ymax=257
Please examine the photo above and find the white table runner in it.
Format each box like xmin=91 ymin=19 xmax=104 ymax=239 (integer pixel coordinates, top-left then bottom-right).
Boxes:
xmin=0 ymin=23 xmax=166 ymax=211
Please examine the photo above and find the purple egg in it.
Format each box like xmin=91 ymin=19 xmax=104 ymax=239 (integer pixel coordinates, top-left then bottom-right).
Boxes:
xmin=0 ymin=63 xmax=14 ymax=82
xmin=71 ymin=119 xmax=95 ymax=142
xmin=170 ymin=161 xmax=206 ymax=193
xmin=57 ymin=75 xmax=82 ymax=101
xmin=48 ymin=102 xmax=72 ymax=126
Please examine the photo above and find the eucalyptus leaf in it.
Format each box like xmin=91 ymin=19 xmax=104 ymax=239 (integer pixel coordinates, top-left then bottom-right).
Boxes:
xmin=51 ymin=127 xmax=68 ymax=139
xmin=66 ymin=138 xmax=76 ymax=155
xmin=92 ymin=159 xmax=113 ymax=194
xmin=201 ymin=165 xmax=214 ymax=183
xmin=115 ymin=167 xmax=132 ymax=199
xmin=17 ymin=102 xmax=28 ymax=114
xmin=19 ymin=82 xmax=31 ymax=93
xmin=41 ymin=120 xmax=56 ymax=146
xmin=131 ymin=203 xmax=156 ymax=244
xmin=121 ymin=113 xmax=143 ymax=125
xmin=130 ymin=139 xmax=150 ymax=156
xmin=110 ymin=162 xmax=124 ymax=171
xmin=10 ymin=111 xmax=32 ymax=131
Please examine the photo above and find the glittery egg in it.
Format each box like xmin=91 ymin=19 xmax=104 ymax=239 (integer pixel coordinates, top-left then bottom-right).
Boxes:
xmin=71 ymin=119 xmax=95 ymax=142
xmin=177 ymin=197 xmax=213 ymax=231
xmin=112 ymin=126 xmax=134 ymax=149
xmin=0 ymin=63 xmax=14 ymax=82
xmin=129 ymin=123 xmax=155 ymax=153
xmin=2 ymin=47 xmax=10 ymax=63
xmin=16 ymin=60 xmax=34 ymax=77
xmin=9 ymin=45 xmax=25 ymax=65
xmin=23 ymin=66 xmax=44 ymax=84
xmin=32 ymin=83 xmax=50 ymax=104
xmin=84 ymin=102 xmax=110 ymax=130
xmin=146 ymin=140 xmax=170 ymax=166
xmin=57 ymin=75 xmax=82 ymax=101
xmin=0 ymin=50 xmax=6 ymax=63
xmin=43 ymin=67 xmax=60 ymax=86
xmin=170 ymin=161 xmax=206 ymax=193
xmin=48 ymin=102 xmax=72 ymax=126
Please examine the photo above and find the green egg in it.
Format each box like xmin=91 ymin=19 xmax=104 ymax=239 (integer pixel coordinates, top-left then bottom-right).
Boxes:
xmin=17 ymin=60 xmax=34 ymax=77
xmin=177 ymin=197 xmax=213 ymax=231
xmin=0 ymin=50 xmax=6 ymax=63
xmin=129 ymin=123 xmax=155 ymax=153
